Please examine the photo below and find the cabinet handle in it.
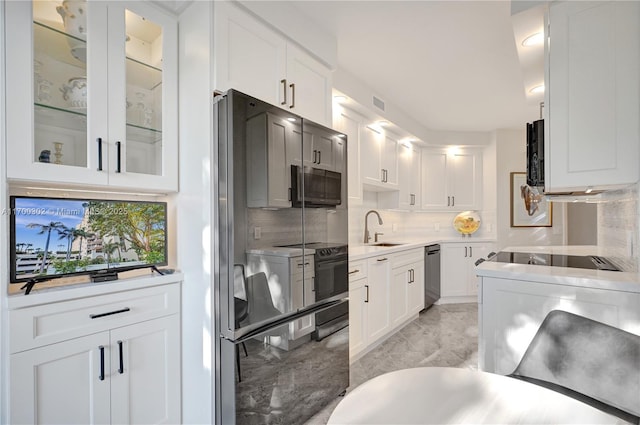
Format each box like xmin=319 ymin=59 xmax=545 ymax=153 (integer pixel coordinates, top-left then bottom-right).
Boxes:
xmin=365 ymin=285 xmax=369 ymax=303
xmin=318 ymin=150 xmax=321 ymax=164
xmin=297 ymin=262 xmax=310 ymax=268
xmin=90 ymin=307 xmax=131 ymax=319
xmin=348 ymin=269 xmax=360 ymax=274
xmin=377 ymin=257 xmax=388 ymax=262
xmin=99 ymin=346 xmax=105 ymax=381
xmin=281 ymin=79 xmax=287 ymax=105
xmin=97 ymin=138 xmax=103 ymax=171
xmin=115 ymin=141 xmax=122 ymax=173
xmin=289 ymin=83 xmax=295 ymax=108
xmin=465 ymin=247 xmax=468 ymax=257
xmin=469 ymin=246 xmax=473 ymax=257
xmin=411 ymin=269 xmax=415 ymax=283
xmin=452 ymin=196 xmax=455 ymax=207
xmin=447 ymin=196 xmax=451 ymax=207
xmin=118 ymin=340 xmax=124 ymax=374
xmin=410 ymin=194 xmax=415 ymax=205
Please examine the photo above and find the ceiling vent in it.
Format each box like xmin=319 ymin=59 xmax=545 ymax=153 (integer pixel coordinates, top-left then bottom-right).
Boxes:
xmin=372 ymin=96 xmax=385 ymax=111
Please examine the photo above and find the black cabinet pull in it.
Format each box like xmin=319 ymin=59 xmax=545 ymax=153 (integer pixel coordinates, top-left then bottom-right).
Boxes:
xmin=99 ymin=346 xmax=105 ymax=381
xmin=348 ymin=269 xmax=360 ymax=275
xmin=452 ymin=196 xmax=455 ymax=207
xmin=97 ymin=138 xmax=103 ymax=171
xmin=115 ymin=141 xmax=122 ymax=173
xmin=118 ymin=340 xmax=124 ymax=374
xmin=469 ymin=246 xmax=473 ymax=257
xmin=464 ymin=247 xmax=468 ymax=257
xmin=318 ymin=150 xmax=321 ymax=164
xmin=365 ymin=285 xmax=369 ymax=303
xmin=90 ymin=307 xmax=130 ymax=319
xmin=377 ymin=257 xmax=388 ymax=262
xmin=447 ymin=196 xmax=451 ymax=207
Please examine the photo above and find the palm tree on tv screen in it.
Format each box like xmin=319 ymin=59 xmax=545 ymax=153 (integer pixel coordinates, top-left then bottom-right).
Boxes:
xmin=26 ymin=221 xmax=64 ymax=274
xmin=86 ymin=201 xmax=165 ymax=263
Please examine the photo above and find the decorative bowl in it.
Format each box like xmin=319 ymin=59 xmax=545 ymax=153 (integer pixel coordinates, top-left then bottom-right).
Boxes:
xmin=56 ymin=0 xmax=87 ymax=43
xmin=60 ymin=77 xmax=87 ymax=108
xmin=453 ymin=211 xmax=481 ymax=235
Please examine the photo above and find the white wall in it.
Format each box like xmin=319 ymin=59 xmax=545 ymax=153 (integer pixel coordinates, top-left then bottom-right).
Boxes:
xmin=0 ymin=1 xmax=9 ymax=422
xmin=495 ymin=128 xmax=565 ymax=249
xmin=176 ymin=2 xmax=215 ymax=424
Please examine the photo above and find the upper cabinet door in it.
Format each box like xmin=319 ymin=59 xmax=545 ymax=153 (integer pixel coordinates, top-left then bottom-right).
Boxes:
xmin=421 ymin=149 xmax=448 ymax=209
xmin=213 ymin=0 xmax=286 ymax=106
xmin=546 ymin=1 xmax=640 ymax=191
xmin=285 ymin=44 xmax=332 ymax=127
xmin=106 ymin=1 xmax=178 ymax=191
xmin=6 ymin=0 xmax=109 ymax=186
xmin=5 ymin=0 xmax=178 ymax=192
xmin=449 ymin=150 xmax=482 ymax=210
xmin=213 ymin=1 xmax=332 ymax=126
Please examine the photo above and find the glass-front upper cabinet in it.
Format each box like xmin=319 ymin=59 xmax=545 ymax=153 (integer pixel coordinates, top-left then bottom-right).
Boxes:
xmin=5 ymin=1 xmax=177 ymax=192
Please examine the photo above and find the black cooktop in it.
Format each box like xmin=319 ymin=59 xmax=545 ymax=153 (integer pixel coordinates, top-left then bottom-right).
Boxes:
xmin=488 ymin=251 xmax=620 ymax=271
xmin=276 ymin=242 xmax=348 ymax=259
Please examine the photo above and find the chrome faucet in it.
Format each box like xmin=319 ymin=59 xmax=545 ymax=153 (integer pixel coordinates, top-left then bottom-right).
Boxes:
xmin=364 ymin=210 xmax=384 ymax=244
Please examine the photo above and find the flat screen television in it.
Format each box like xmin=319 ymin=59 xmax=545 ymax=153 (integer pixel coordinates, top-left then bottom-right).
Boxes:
xmin=10 ymin=196 xmax=167 ymax=284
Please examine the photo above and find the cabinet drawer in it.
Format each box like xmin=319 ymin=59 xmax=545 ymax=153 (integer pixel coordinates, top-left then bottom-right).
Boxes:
xmin=348 ymin=261 xmax=367 ymax=282
xmin=290 ymin=256 xmax=315 ymax=277
xmin=391 ymin=248 xmax=424 ymax=269
xmin=10 ymin=283 xmax=180 ymax=354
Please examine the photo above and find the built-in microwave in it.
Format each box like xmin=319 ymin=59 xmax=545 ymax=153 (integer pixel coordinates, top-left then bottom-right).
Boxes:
xmin=526 ymin=119 xmax=544 ymax=188
xmin=291 ymin=165 xmax=342 ymax=207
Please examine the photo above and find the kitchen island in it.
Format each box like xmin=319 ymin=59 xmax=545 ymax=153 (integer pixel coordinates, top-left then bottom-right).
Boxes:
xmin=475 ymin=246 xmax=640 ymax=375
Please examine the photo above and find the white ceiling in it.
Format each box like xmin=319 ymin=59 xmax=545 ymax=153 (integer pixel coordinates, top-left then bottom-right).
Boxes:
xmin=290 ymin=1 xmax=542 ymax=132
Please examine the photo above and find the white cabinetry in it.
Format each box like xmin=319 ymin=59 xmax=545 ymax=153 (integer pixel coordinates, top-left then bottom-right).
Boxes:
xmin=479 ymin=276 xmax=640 ymax=375
xmin=349 ymin=248 xmax=425 ymax=360
xmin=5 ymin=1 xmax=178 ymax=192
xmin=348 ymin=261 xmax=367 ymax=357
xmin=214 ymin=1 xmax=332 ymax=126
xmin=361 ymin=126 xmax=398 ymax=190
xmin=365 ymin=255 xmax=392 ymax=341
xmin=441 ymin=242 xmax=492 ymax=301
xmin=9 ymin=283 xmax=181 ymax=424
xmin=379 ymin=143 xmax=421 ymax=210
xmin=390 ymin=249 xmax=425 ymax=328
xmin=334 ymin=107 xmax=364 ymax=206
xmin=545 ymin=1 xmax=640 ymax=192
xmin=421 ymin=148 xmax=482 ymax=211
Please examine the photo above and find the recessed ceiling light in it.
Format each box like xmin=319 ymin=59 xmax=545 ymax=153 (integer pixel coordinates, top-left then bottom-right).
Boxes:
xmin=376 ymin=120 xmax=389 ymax=127
xmin=529 ymin=84 xmax=545 ymax=94
xmin=522 ymin=32 xmax=544 ymax=47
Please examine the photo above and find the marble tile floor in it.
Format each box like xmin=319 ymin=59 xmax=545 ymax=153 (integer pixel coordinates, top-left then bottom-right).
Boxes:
xmin=304 ymin=302 xmax=479 ymax=425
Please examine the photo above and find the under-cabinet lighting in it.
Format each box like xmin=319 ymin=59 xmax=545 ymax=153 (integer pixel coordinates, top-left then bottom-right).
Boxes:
xmin=337 ymin=134 xmax=346 ymax=138
xmin=529 ymin=84 xmax=545 ymax=94
xmin=333 ymin=95 xmax=347 ymax=103
xmin=522 ymin=32 xmax=544 ymax=47
xmin=18 ymin=186 xmax=166 ymax=197
xmin=366 ymin=125 xmax=382 ymax=134
xmin=287 ymin=117 xmax=296 ymax=122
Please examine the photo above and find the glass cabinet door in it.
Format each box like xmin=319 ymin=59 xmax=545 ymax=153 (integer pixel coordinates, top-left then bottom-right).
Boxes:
xmin=32 ymin=0 xmax=89 ymax=169
xmin=107 ymin=2 xmax=178 ymax=190
xmin=5 ymin=1 xmax=177 ymax=191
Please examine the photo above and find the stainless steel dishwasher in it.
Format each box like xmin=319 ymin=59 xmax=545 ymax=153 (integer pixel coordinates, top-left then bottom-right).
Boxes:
xmin=424 ymin=244 xmax=441 ymax=309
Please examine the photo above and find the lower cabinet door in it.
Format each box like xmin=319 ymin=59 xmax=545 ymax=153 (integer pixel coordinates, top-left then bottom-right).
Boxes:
xmin=390 ymin=266 xmax=409 ymax=328
xmin=10 ymin=332 xmax=111 ymax=425
xmin=109 ymin=315 xmax=181 ymax=425
xmin=407 ymin=261 xmax=425 ymax=315
xmin=348 ymin=279 xmax=367 ymax=357
xmin=366 ymin=258 xmax=391 ymax=341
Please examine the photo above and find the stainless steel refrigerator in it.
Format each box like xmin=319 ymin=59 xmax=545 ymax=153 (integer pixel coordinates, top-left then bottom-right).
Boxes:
xmin=214 ymin=90 xmax=349 ymax=424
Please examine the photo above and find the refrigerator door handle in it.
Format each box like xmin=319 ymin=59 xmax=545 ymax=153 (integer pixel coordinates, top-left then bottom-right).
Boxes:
xmin=230 ymin=299 xmax=347 ymax=344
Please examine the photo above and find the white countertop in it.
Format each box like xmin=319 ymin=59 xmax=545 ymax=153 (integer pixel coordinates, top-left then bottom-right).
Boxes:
xmin=348 ymin=237 xmax=496 ymax=261
xmin=8 ymin=271 xmax=183 ymax=309
xmin=476 ymin=245 xmax=640 ymax=294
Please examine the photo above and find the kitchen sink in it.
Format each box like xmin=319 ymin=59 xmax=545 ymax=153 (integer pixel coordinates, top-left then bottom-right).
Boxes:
xmin=372 ymin=243 xmax=404 ymax=247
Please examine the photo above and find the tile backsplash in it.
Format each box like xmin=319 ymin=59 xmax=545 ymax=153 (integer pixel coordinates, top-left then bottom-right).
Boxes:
xmin=597 ymin=184 xmax=639 ymax=272
xmin=246 ymin=208 xmax=329 ymax=249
